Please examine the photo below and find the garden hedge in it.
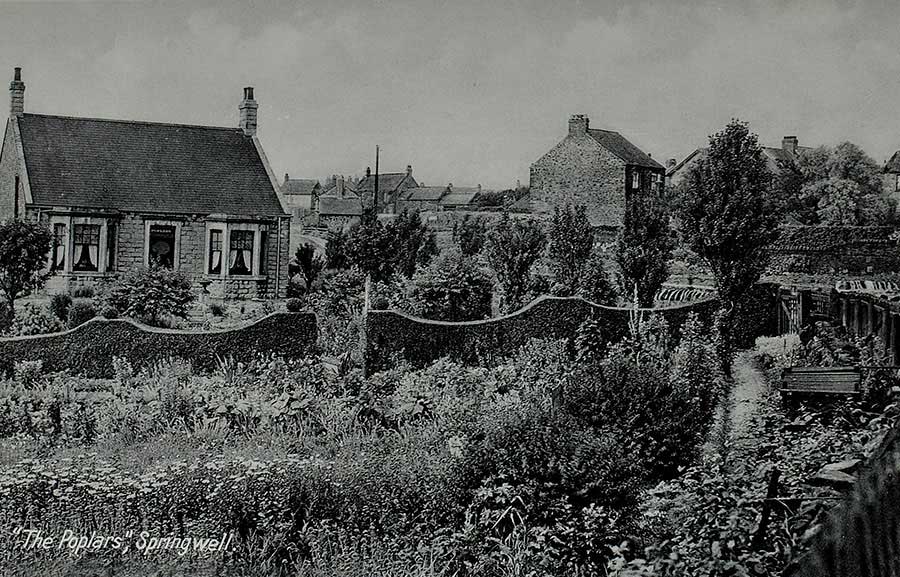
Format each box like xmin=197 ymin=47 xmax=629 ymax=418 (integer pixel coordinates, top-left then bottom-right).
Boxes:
xmin=364 ymin=295 xmax=721 ymax=374
xmin=0 ymin=312 xmax=318 ymax=378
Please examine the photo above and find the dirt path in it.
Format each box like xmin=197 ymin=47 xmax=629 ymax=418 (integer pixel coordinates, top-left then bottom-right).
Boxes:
xmin=704 ymin=351 xmax=767 ymax=465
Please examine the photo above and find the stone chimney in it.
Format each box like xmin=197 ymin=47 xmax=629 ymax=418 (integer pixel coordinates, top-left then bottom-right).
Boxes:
xmin=666 ymin=158 xmax=677 ymax=169
xmin=284 ymin=172 xmax=290 ymax=184
xmin=568 ymin=114 xmax=588 ymax=137
xmin=9 ymin=67 xmax=24 ymax=117
xmin=406 ymin=164 xmax=413 ymax=177
xmin=336 ymin=176 xmax=345 ymax=199
xmin=477 ymin=184 xmax=482 ymax=193
xmin=782 ymin=136 xmax=799 ymax=155
xmin=238 ymin=86 xmax=258 ymax=136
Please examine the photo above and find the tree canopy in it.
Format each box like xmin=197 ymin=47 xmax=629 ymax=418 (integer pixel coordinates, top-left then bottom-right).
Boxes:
xmin=0 ymin=220 xmax=52 ymax=312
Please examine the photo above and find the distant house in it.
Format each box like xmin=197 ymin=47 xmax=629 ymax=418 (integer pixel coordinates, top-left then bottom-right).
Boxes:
xmin=280 ymin=174 xmax=320 ymax=214
xmin=397 ymin=183 xmax=485 ymax=212
xmin=667 ymin=135 xmax=810 ymax=189
xmin=356 ymin=165 xmax=418 ymax=213
xmin=0 ymin=67 xmax=290 ymax=299
xmin=883 ymin=151 xmax=900 ymax=207
xmin=529 ymin=114 xmax=665 ymax=228
xmin=316 ymin=176 xmax=363 ymax=230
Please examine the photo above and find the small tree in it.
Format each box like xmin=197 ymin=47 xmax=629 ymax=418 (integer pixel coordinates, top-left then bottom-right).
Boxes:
xmin=107 ymin=265 xmax=195 ymax=326
xmin=547 ymin=203 xmax=594 ymax=295
xmin=389 ymin=210 xmax=437 ymax=278
xmin=452 ymin=215 xmax=488 ymax=256
xmin=405 ymin=249 xmax=493 ymax=321
xmin=344 ymin=218 xmax=396 ymax=283
xmin=326 ymin=228 xmax=349 ymax=270
xmin=484 ymin=212 xmax=546 ymax=312
xmin=614 ymin=193 xmax=674 ymax=307
xmin=677 ymin=120 xmax=779 ymax=373
xmin=578 ymin=249 xmax=617 ymax=305
xmin=0 ymin=220 xmax=52 ymax=313
xmin=291 ymin=244 xmax=324 ymax=288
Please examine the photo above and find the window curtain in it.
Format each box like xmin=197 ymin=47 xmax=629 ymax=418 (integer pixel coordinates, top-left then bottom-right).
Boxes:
xmin=229 ymin=249 xmax=240 ymax=270
xmin=88 ymin=244 xmax=99 ymax=268
xmin=54 ymin=244 xmax=65 ymax=269
xmin=210 ymin=249 xmax=222 ymax=273
xmin=241 ymin=248 xmax=253 ymax=274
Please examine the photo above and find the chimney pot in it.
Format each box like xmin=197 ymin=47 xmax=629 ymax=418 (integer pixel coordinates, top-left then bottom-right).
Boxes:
xmin=366 ymin=166 xmax=371 ymax=178
xmin=238 ymin=85 xmax=258 ymax=136
xmin=406 ymin=164 xmax=412 ymax=176
xmin=9 ymin=67 xmax=25 ymax=118
xmin=568 ymin=114 xmax=589 ymax=136
xmin=666 ymin=158 xmax=677 ymax=169
xmin=284 ymin=173 xmax=289 ymax=184
xmin=782 ymin=136 xmax=799 ymax=155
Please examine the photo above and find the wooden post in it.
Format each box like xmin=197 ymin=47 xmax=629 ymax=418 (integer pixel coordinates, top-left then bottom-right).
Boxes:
xmin=751 ymin=467 xmax=781 ymax=550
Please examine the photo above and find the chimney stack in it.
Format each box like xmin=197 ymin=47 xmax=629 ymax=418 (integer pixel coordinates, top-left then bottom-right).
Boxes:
xmin=337 ymin=176 xmax=345 ymax=199
xmin=9 ymin=67 xmax=24 ymax=117
xmin=406 ymin=164 xmax=413 ymax=176
xmin=365 ymin=166 xmax=371 ymax=178
xmin=782 ymin=136 xmax=799 ymax=155
xmin=666 ymin=158 xmax=677 ymax=169
xmin=284 ymin=173 xmax=289 ymax=184
xmin=238 ymin=86 xmax=258 ymax=136
xmin=568 ymin=114 xmax=588 ymax=137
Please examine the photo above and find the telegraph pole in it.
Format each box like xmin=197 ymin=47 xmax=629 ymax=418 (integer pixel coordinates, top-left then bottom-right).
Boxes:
xmin=374 ymin=145 xmax=380 ymax=211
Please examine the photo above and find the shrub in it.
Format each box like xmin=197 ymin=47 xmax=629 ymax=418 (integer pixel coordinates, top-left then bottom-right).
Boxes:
xmin=579 ymin=250 xmax=618 ymax=305
xmin=0 ymin=219 xmax=53 ymax=312
xmin=404 ymin=250 xmax=493 ymax=322
xmin=208 ymin=302 xmax=227 ymax=317
xmin=548 ymin=203 xmax=595 ymax=295
xmin=290 ymin=243 xmax=325 ymax=291
xmin=66 ymin=298 xmax=97 ymax=329
xmin=452 ymin=215 xmax=488 ymax=256
xmin=5 ymin=303 xmax=64 ymax=336
xmin=100 ymin=305 xmax=119 ymax=319
xmin=49 ymin=293 xmax=73 ymax=322
xmin=326 ymin=228 xmax=350 ymax=270
xmin=107 ymin=265 xmax=195 ymax=327
xmin=71 ymin=286 xmax=95 ymax=299
xmin=484 ymin=212 xmax=547 ymax=312
xmin=285 ymin=298 xmax=304 ymax=312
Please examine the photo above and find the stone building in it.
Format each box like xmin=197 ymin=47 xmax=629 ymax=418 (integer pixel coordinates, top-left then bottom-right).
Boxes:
xmin=280 ymin=174 xmax=320 ymax=215
xmin=0 ymin=68 xmax=290 ymax=299
xmin=396 ymin=183 xmax=484 ymax=212
xmin=529 ymin=114 xmax=665 ymax=228
xmin=356 ymin=165 xmax=418 ymax=213
xmin=316 ymin=176 xmax=363 ymax=230
xmin=883 ymin=151 xmax=900 ymax=207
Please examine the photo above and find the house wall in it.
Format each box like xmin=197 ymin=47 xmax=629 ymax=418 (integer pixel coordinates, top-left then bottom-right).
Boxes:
xmin=529 ymin=134 xmax=627 ymax=227
xmin=0 ymin=119 xmax=24 ymax=220
xmin=38 ymin=211 xmax=290 ymax=299
xmin=883 ymin=173 xmax=900 ymax=207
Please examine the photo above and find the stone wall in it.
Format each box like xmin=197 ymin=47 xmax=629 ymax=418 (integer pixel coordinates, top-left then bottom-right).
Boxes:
xmin=0 ymin=118 xmax=24 ymax=221
xmin=769 ymin=226 xmax=900 ymax=274
xmin=530 ymin=134 xmax=627 ymax=228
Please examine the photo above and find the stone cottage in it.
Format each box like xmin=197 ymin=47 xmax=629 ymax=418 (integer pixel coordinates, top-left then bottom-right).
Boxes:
xmin=0 ymin=68 xmax=290 ymax=299
xmin=529 ymin=114 xmax=665 ymax=228
xmin=356 ymin=165 xmax=418 ymax=213
xmin=280 ymin=174 xmax=320 ymax=215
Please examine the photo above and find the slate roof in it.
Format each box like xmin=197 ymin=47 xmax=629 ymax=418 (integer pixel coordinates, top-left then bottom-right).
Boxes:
xmin=440 ymin=192 xmax=479 ymax=206
xmin=357 ymin=172 xmax=417 ymax=193
xmin=318 ymin=196 xmax=363 ymax=217
xmin=403 ymin=186 xmax=447 ymax=202
xmin=282 ymin=178 xmax=319 ymax=196
xmin=885 ymin=151 xmax=900 ymax=173
xmin=587 ymin=128 xmax=664 ymax=170
xmin=16 ymin=113 xmax=285 ymax=216
xmin=668 ymin=145 xmax=810 ymax=178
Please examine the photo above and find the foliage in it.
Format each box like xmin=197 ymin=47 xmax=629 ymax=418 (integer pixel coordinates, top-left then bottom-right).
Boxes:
xmin=65 ymin=299 xmax=96 ymax=329
xmin=4 ymin=303 xmax=64 ymax=336
xmin=578 ymin=249 xmax=618 ymax=305
xmin=208 ymin=301 xmax=227 ymax=317
xmin=342 ymin=210 xmax=436 ymax=283
xmin=547 ymin=203 xmax=595 ymax=295
xmin=325 ymin=228 xmax=350 ymax=270
xmin=677 ymin=120 xmax=780 ymax=370
xmin=404 ymin=249 xmax=493 ymax=322
xmin=290 ymin=244 xmax=324 ymax=294
xmin=484 ymin=212 xmax=547 ymax=312
xmin=794 ymin=142 xmax=891 ymax=225
xmin=100 ymin=305 xmax=119 ymax=320
xmin=452 ymin=215 xmax=488 ymax=257
xmin=0 ymin=219 xmax=52 ymax=312
xmin=285 ymin=298 xmax=304 ymax=313
xmin=390 ymin=210 xmax=438 ymax=279
xmin=49 ymin=293 xmax=72 ymax=322
xmin=107 ymin=265 xmax=195 ymax=326
xmin=615 ymin=193 xmax=674 ymax=307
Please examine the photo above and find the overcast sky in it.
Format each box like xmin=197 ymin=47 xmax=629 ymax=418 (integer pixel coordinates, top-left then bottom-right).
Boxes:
xmin=2 ymin=0 xmax=899 ymax=189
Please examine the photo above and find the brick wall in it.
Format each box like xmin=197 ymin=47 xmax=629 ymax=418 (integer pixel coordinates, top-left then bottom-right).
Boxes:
xmin=530 ymin=134 xmax=627 ymax=227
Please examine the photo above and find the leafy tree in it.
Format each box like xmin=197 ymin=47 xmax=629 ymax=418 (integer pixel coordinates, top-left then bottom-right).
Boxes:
xmin=405 ymin=249 xmax=493 ymax=321
xmin=484 ymin=212 xmax=546 ymax=312
xmin=547 ymin=204 xmax=594 ymax=295
xmin=290 ymin=244 xmax=325 ymax=289
xmin=452 ymin=215 xmax=488 ymax=256
xmin=794 ymin=142 xmax=891 ymax=225
xmin=325 ymin=228 xmax=349 ymax=270
xmin=578 ymin=249 xmax=617 ymax=305
xmin=614 ymin=193 xmax=673 ymax=307
xmin=343 ymin=210 xmax=435 ymax=282
xmin=107 ymin=265 xmax=195 ymax=326
xmin=0 ymin=220 xmax=52 ymax=313
xmin=390 ymin=210 xmax=437 ymax=278
xmin=677 ymin=120 xmax=779 ymax=372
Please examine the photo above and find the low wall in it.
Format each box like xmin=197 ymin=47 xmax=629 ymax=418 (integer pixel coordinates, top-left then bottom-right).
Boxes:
xmin=0 ymin=312 xmax=318 ymax=378
xmin=364 ymin=295 xmax=720 ymax=375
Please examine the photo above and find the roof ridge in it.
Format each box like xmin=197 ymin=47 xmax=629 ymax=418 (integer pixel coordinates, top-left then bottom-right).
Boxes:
xmin=22 ymin=113 xmax=241 ymax=133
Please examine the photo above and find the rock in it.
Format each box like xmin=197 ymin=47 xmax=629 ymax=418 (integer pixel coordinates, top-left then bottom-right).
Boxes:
xmin=808 ymin=468 xmax=857 ymax=490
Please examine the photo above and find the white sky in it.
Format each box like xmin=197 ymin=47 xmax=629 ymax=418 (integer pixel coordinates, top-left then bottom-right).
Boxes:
xmin=2 ymin=0 xmax=899 ymax=189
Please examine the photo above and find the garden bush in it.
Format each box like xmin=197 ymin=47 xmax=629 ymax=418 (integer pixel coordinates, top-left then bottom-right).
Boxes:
xmin=49 ymin=293 xmax=72 ymax=322
xmin=285 ymin=298 xmax=304 ymax=313
xmin=66 ymin=298 xmax=96 ymax=329
xmin=404 ymin=250 xmax=493 ymax=322
xmin=4 ymin=303 xmax=63 ymax=336
xmin=107 ymin=265 xmax=194 ymax=327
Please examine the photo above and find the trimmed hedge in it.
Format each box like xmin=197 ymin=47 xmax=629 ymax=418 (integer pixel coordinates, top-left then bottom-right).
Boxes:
xmin=364 ymin=295 xmax=721 ymax=374
xmin=0 ymin=312 xmax=318 ymax=378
